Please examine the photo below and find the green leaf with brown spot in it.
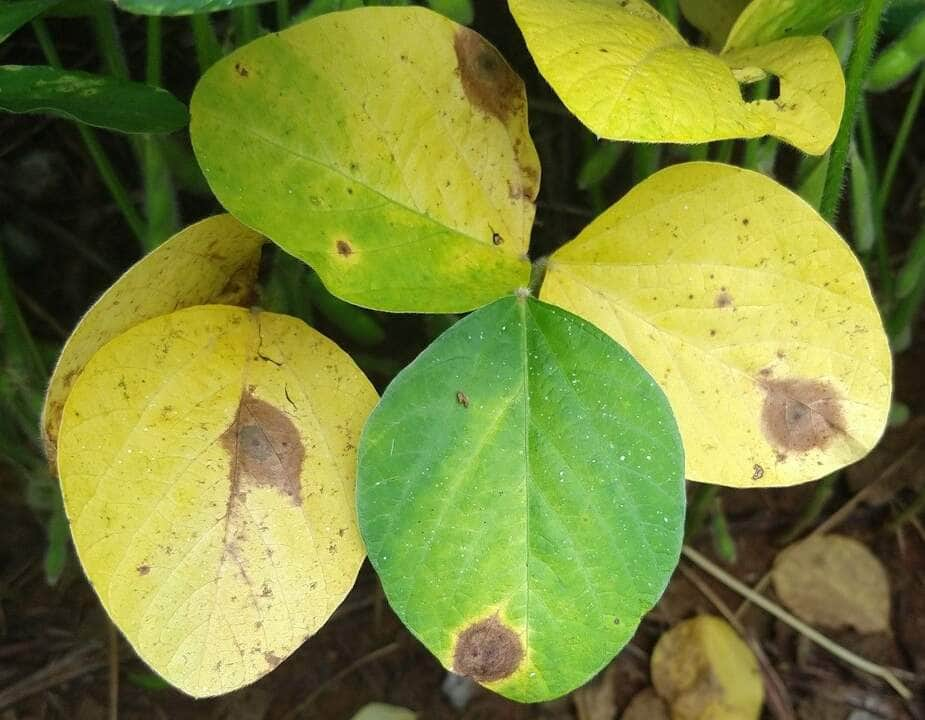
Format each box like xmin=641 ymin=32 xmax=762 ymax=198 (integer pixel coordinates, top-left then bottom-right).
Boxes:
xmin=357 ymin=295 xmax=685 ymax=702
xmin=191 ymin=6 xmax=538 ymax=313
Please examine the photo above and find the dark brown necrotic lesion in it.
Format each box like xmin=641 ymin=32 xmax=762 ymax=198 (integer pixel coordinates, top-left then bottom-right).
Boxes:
xmin=453 ymin=28 xmax=523 ymax=124
xmin=759 ymin=377 xmax=846 ymax=453
xmin=220 ymin=388 xmax=305 ymax=507
xmin=452 ymin=615 xmax=524 ymax=682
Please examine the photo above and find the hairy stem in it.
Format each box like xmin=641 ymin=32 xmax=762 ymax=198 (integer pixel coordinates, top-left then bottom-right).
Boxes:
xmin=819 ymin=0 xmax=886 ymax=222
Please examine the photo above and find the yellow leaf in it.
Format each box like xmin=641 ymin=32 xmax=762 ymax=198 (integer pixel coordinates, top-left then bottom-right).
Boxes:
xmin=42 ymin=215 xmax=265 ymax=472
xmin=772 ymin=534 xmax=891 ymax=633
xmin=651 ymin=615 xmax=763 ymax=720
xmin=540 ymin=162 xmax=891 ymax=488
xmin=57 ymin=305 xmax=377 ymax=696
xmin=722 ymin=37 xmax=845 ymax=156
xmin=507 ymin=0 xmax=844 ymax=154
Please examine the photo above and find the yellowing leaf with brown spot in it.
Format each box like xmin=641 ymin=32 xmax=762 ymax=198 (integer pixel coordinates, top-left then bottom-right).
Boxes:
xmin=508 ymin=0 xmax=844 ymax=155
xmin=772 ymin=534 xmax=891 ymax=634
xmin=42 ymin=215 xmax=265 ymax=472
xmin=191 ymin=6 xmax=538 ymax=313
xmin=651 ymin=615 xmax=763 ymax=720
xmin=57 ymin=305 xmax=377 ymax=696
xmin=541 ymin=162 xmax=891 ymax=488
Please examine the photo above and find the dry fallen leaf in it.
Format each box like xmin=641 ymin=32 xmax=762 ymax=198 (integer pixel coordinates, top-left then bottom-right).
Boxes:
xmin=772 ymin=534 xmax=891 ymax=634
xmin=651 ymin=615 xmax=764 ymax=720
xmin=621 ymin=688 xmax=670 ymax=720
xmin=573 ymin=662 xmax=620 ymax=720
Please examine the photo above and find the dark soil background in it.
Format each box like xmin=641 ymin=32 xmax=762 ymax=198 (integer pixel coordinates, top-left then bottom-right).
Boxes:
xmin=1 ymin=2 xmax=924 ymax=719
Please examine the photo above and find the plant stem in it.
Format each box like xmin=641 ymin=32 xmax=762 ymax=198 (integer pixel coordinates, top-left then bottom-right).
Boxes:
xmin=632 ymin=143 xmax=661 ymax=183
xmin=276 ymin=0 xmax=290 ymax=28
xmin=878 ymin=64 xmax=925 ymax=210
xmin=888 ymin=226 xmax=925 ymax=346
xmin=190 ymin=14 xmax=223 ymax=73
xmin=779 ymin=474 xmax=837 ymax=545
xmin=92 ymin=3 xmax=130 ymax=80
xmin=819 ymin=0 xmax=886 ymax=222
xmin=146 ymin=17 xmax=162 ymax=85
xmin=682 ymin=545 xmax=913 ymax=700
xmin=0 ymin=248 xmax=46 ymax=382
xmin=233 ymin=5 xmax=260 ymax=45
xmin=712 ymin=139 xmax=734 ymax=164
xmin=685 ymin=484 xmax=719 ymax=538
xmin=32 ymin=19 xmax=146 ymax=243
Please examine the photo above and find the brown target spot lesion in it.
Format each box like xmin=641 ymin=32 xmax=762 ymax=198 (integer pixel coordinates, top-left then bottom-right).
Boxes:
xmin=220 ymin=388 xmax=304 ymax=508
xmin=336 ymin=239 xmax=353 ymax=257
xmin=759 ymin=377 xmax=847 ymax=453
xmin=454 ymin=28 xmax=524 ymax=124
xmin=452 ymin=615 xmax=523 ymax=682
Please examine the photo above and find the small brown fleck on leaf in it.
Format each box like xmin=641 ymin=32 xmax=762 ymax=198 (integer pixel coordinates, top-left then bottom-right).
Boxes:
xmin=456 ymin=391 xmax=470 ymax=408
xmin=234 ymin=62 xmax=249 ymax=78
xmin=752 ymin=464 xmax=764 ymax=481
xmin=453 ymin=615 xmax=523 ymax=682
xmin=492 ymin=232 xmax=503 ymax=246
xmin=715 ymin=291 xmax=734 ymax=309
xmin=137 ymin=564 xmax=150 ymax=576
xmin=742 ymin=217 xmax=749 ymax=226
xmin=454 ymin=28 xmax=523 ymax=123
xmin=336 ymin=239 xmax=352 ymax=257
xmin=264 ymin=652 xmax=282 ymax=668
xmin=759 ymin=377 xmax=846 ymax=453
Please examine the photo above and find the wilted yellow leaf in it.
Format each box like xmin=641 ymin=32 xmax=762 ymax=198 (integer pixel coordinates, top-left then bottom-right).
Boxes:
xmin=772 ymin=534 xmax=891 ymax=633
xmin=508 ymin=0 xmax=844 ymax=154
xmin=541 ymin=162 xmax=891 ymax=488
xmin=42 ymin=215 xmax=265 ymax=471
xmin=651 ymin=615 xmax=763 ymax=720
xmin=57 ymin=305 xmax=377 ymax=696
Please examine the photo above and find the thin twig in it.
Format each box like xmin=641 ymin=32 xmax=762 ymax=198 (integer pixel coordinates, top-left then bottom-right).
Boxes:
xmin=678 ymin=563 xmax=795 ymax=720
xmin=735 ymin=443 xmax=921 ymax=618
xmin=682 ymin=545 xmax=913 ymax=700
xmin=279 ymin=642 xmax=402 ymax=720
xmin=108 ymin=623 xmax=119 ymax=720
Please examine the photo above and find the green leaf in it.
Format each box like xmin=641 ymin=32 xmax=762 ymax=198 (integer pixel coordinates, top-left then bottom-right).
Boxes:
xmin=678 ymin=0 xmax=749 ymax=49
xmin=291 ymin=0 xmax=364 ymax=21
xmin=508 ymin=0 xmax=845 ymax=155
xmin=724 ymin=0 xmax=864 ymax=52
xmin=848 ymin=143 xmax=874 ymax=254
xmin=0 ymin=66 xmax=188 ymax=133
xmin=578 ymin=141 xmax=625 ymax=190
xmin=426 ymin=0 xmax=473 ymax=24
xmin=0 ymin=0 xmax=60 ymax=44
xmin=114 ymin=0 xmax=273 ymax=17
xmin=357 ymin=295 xmax=685 ymax=702
xmin=191 ymin=6 xmax=537 ymax=313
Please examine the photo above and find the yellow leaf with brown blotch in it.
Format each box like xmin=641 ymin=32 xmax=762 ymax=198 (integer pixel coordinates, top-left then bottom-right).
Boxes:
xmin=541 ymin=162 xmax=891 ymax=488
xmin=57 ymin=305 xmax=377 ymax=696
